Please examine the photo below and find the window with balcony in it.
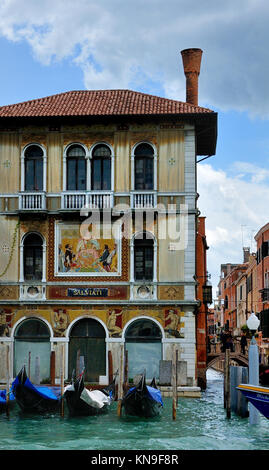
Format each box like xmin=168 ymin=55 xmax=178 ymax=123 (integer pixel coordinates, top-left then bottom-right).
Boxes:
xmin=66 ymin=145 xmax=86 ymax=190
xmin=25 ymin=145 xmax=44 ymax=191
xmin=23 ymin=233 xmax=43 ymax=281
xmin=91 ymin=144 xmax=111 ymax=190
xmin=134 ymin=143 xmax=154 ymax=190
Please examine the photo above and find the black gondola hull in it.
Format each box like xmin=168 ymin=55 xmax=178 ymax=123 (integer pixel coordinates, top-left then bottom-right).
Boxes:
xmin=12 ymin=367 xmax=61 ymax=413
xmin=122 ymin=393 xmax=162 ymax=418
xmin=64 ymin=391 xmax=109 ymax=416
xmin=64 ymin=373 xmax=116 ymax=417
xmin=121 ymin=374 xmax=163 ymax=418
xmin=14 ymin=385 xmax=60 ymax=413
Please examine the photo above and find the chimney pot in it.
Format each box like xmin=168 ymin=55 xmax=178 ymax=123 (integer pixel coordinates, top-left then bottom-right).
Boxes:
xmin=181 ymin=48 xmax=203 ymax=106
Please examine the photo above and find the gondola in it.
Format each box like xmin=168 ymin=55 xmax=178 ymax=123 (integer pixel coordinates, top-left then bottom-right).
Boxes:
xmin=11 ymin=366 xmax=61 ymax=413
xmin=64 ymin=369 xmax=117 ymax=416
xmin=121 ymin=373 xmax=163 ymax=418
xmin=0 ymin=389 xmax=15 ymax=413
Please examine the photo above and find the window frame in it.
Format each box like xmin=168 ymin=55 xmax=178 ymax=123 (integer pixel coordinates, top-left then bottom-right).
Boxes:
xmin=20 ymin=232 xmax=46 ymax=283
xmin=131 ymin=141 xmax=157 ymax=192
xmin=91 ymin=143 xmax=112 ymax=191
xmin=21 ymin=143 xmax=47 ymax=192
xmin=130 ymin=231 xmax=157 ymax=283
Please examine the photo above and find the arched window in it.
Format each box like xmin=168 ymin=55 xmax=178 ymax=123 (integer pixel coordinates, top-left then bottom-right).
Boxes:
xmin=23 ymin=233 xmax=43 ymax=281
xmin=69 ymin=318 xmax=106 ymax=382
xmin=134 ymin=233 xmax=154 ymax=281
xmin=91 ymin=144 xmax=111 ymax=190
xmin=14 ymin=318 xmax=51 ymax=380
xmin=66 ymin=145 xmax=86 ymax=190
xmin=125 ymin=318 xmax=162 ymax=380
xmin=134 ymin=143 xmax=154 ymax=190
xmin=25 ymin=145 xmax=44 ymax=191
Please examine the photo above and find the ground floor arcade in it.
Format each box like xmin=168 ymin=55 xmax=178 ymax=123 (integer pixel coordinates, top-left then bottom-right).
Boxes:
xmin=0 ymin=304 xmax=198 ymax=390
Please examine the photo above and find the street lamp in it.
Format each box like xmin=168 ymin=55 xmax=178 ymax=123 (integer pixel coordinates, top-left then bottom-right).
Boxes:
xmin=203 ymin=279 xmax=212 ymax=304
xmin=246 ymin=311 xmax=260 ymax=425
xmin=247 ymin=311 xmax=260 ymax=334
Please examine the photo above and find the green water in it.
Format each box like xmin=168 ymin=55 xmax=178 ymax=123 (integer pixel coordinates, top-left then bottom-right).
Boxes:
xmin=0 ymin=370 xmax=268 ymax=450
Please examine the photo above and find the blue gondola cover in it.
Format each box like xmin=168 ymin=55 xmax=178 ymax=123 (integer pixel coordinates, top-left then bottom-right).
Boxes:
xmin=126 ymin=385 xmax=163 ymax=406
xmin=12 ymin=376 xmax=60 ymax=401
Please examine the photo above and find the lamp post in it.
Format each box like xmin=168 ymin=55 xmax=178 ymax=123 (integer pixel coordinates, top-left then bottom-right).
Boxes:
xmin=246 ymin=312 xmax=260 ymax=425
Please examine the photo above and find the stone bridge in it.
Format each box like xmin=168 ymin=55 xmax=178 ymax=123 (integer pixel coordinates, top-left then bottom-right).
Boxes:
xmin=207 ymin=343 xmax=249 ymax=370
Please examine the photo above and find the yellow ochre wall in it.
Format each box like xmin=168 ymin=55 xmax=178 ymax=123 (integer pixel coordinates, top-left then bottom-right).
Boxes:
xmin=0 ymin=125 xmax=186 ymax=194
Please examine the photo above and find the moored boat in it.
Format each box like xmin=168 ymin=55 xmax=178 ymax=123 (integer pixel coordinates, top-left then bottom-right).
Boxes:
xmin=64 ymin=370 xmax=117 ymax=416
xmin=12 ymin=366 xmax=61 ymax=413
xmin=237 ymin=384 xmax=269 ymax=419
xmin=0 ymin=389 xmax=15 ymax=413
xmin=121 ymin=373 xmax=163 ymax=418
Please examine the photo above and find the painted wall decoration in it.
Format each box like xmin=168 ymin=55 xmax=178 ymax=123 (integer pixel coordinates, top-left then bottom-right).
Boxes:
xmin=164 ymin=308 xmax=184 ymax=338
xmin=107 ymin=308 xmax=123 ymax=337
xmin=55 ymin=222 xmax=121 ymax=277
xmin=51 ymin=309 xmax=70 ymax=337
xmin=0 ymin=308 xmax=13 ymax=336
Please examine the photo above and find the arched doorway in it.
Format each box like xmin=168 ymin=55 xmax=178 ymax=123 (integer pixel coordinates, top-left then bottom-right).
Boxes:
xmin=125 ymin=318 xmax=162 ymax=381
xmin=14 ymin=318 xmax=51 ymax=381
xmin=69 ymin=318 xmax=106 ymax=383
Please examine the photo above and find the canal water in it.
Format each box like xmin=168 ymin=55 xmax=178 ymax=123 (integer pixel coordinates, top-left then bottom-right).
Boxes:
xmin=0 ymin=369 xmax=268 ymax=451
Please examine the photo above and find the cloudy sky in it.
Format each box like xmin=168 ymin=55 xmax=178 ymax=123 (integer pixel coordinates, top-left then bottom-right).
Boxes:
xmin=0 ymin=0 xmax=269 ymax=297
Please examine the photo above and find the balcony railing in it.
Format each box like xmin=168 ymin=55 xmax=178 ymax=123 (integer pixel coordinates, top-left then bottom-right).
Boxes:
xmin=61 ymin=191 xmax=114 ymax=210
xmin=18 ymin=192 xmax=46 ymax=211
xmin=131 ymin=191 xmax=157 ymax=209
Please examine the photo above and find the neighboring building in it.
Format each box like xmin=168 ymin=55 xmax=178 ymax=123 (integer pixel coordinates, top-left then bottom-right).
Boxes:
xmin=235 ymin=270 xmax=247 ymax=331
xmin=195 ymin=216 xmax=212 ymax=389
xmin=255 ymin=223 xmax=269 ymax=362
xmin=218 ymin=262 xmax=247 ymax=333
xmin=207 ymin=308 xmax=215 ymax=336
xmin=0 ymin=49 xmax=217 ymax=388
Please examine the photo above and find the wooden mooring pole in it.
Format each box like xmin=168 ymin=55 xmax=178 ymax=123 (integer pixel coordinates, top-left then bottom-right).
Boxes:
xmin=224 ymin=349 xmax=231 ymax=418
xmin=60 ymin=344 xmax=65 ymax=418
xmin=123 ymin=350 xmax=128 ymax=394
xmin=6 ymin=345 xmax=10 ymax=417
xmin=108 ymin=351 xmax=113 ymax=384
xmin=50 ymin=351 xmax=55 ymax=386
xmin=117 ymin=344 xmax=124 ymax=417
xmin=172 ymin=345 xmax=177 ymax=420
xmin=28 ymin=351 xmax=31 ymax=382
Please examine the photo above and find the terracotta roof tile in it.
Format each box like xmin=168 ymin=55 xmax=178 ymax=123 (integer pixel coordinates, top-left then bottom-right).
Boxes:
xmin=0 ymin=89 xmax=214 ymax=118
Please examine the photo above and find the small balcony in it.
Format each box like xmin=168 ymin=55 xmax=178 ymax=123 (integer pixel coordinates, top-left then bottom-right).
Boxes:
xmin=18 ymin=192 xmax=46 ymax=211
xmin=131 ymin=191 xmax=157 ymax=209
xmin=60 ymin=191 xmax=114 ymax=211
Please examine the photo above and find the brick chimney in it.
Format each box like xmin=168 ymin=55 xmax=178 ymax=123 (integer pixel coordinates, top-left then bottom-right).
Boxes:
xmin=181 ymin=48 xmax=203 ymax=106
xmin=243 ymin=247 xmax=250 ymax=263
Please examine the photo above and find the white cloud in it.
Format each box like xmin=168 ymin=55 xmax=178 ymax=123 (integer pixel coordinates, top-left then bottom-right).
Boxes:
xmin=0 ymin=0 xmax=269 ymax=116
xmin=231 ymin=161 xmax=269 ymax=183
xmin=197 ymin=162 xmax=269 ymax=298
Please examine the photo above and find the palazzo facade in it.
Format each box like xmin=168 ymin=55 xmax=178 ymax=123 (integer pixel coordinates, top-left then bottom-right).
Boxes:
xmin=0 ymin=49 xmax=217 ymax=387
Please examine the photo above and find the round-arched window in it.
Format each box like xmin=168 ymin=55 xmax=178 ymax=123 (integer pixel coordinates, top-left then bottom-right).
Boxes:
xmin=91 ymin=144 xmax=111 ymax=190
xmin=25 ymin=145 xmax=44 ymax=191
xmin=125 ymin=318 xmax=162 ymax=381
xmin=66 ymin=145 xmax=86 ymax=190
xmin=69 ymin=318 xmax=106 ymax=382
xmin=23 ymin=233 xmax=43 ymax=281
xmin=134 ymin=143 xmax=154 ymax=190
xmin=14 ymin=318 xmax=51 ymax=380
